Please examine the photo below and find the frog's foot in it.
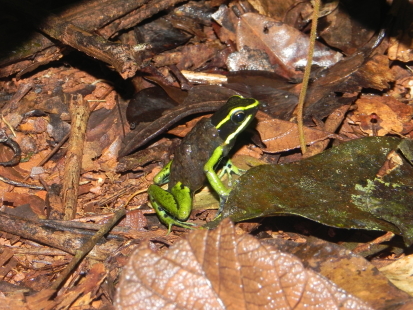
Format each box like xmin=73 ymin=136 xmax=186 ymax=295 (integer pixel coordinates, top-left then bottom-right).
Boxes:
xmin=218 ymin=159 xmax=246 ymax=186
xmin=165 ymin=218 xmax=198 ymax=235
xmin=151 ymin=201 xmax=198 ymax=234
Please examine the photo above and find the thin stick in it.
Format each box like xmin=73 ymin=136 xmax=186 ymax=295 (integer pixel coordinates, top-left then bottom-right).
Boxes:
xmin=50 ymin=208 xmax=126 ymax=290
xmin=297 ymin=0 xmax=320 ymax=154
xmin=63 ymin=95 xmax=91 ymax=220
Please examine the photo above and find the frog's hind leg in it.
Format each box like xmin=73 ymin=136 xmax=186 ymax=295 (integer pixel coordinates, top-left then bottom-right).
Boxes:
xmin=148 ymin=184 xmax=197 ymax=234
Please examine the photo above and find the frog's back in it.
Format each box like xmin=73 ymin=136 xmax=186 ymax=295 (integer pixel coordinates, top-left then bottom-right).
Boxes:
xmin=169 ymin=118 xmax=223 ymax=192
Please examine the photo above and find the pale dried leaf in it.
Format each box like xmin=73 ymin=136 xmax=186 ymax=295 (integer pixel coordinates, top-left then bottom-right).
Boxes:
xmin=231 ymin=13 xmax=342 ymax=77
xmin=380 ymin=255 xmax=413 ymax=297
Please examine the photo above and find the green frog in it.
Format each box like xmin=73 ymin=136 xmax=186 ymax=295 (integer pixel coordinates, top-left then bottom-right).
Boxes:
xmin=148 ymin=95 xmax=260 ymax=232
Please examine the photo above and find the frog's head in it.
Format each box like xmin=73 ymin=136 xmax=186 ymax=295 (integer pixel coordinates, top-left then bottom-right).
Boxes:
xmin=211 ymin=95 xmax=259 ymax=145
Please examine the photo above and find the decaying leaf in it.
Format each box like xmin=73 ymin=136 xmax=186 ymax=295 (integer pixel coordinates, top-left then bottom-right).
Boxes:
xmin=388 ymin=0 xmax=413 ymax=62
xmin=116 ymin=219 xmax=372 ymax=309
xmin=221 ymin=137 xmax=413 ymax=246
xmin=318 ymin=0 xmax=380 ymax=55
xmin=355 ymin=55 xmax=394 ymax=90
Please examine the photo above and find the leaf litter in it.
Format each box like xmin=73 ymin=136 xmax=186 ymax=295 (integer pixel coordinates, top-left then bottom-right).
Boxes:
xmin=0 ymin=0 xmax=413 ymax=309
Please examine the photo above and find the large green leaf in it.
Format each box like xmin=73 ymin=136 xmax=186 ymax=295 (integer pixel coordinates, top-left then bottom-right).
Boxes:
xmin=219 ymin=137 xmax=413 ymax=245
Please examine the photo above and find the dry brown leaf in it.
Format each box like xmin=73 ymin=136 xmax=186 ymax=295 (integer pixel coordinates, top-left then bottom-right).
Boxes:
xmin=356 ymin=55 xmax=395 ymax=90
xmin=116 ymin=219 xmax=372 ymax=310
xmin=67 ymin=263 xmax=107 ymax=308
xmin=318 ymin=0 xmax=379 ymax=55
xmin=248 ymin=0 xmax=299 ymax=19
xmin=167 ymin=115 xmax=210 ymax=137
xmin=350 ymin=95 xmax=413 ymax=136
xmin=256 ymin=112 xmax=336 ymax=153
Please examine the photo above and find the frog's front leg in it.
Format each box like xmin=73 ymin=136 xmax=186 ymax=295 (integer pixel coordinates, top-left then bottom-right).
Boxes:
xmin=204 ymin=146 xmax=231 ymax=215
xmin=217 ymin=159 xmax=246 ymax=186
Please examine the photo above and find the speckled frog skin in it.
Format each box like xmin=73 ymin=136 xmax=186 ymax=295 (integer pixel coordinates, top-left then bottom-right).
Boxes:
xmin=148 ymin=96 xmax=260 ymax=232
xmin=170 ymin=118 xmax=223 ymax=192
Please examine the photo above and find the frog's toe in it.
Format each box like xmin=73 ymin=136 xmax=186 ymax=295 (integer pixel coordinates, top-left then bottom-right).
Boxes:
xmin=175 ymin=220 xmax=198 ymax=229
xmin=164 ymin=218 xmax=198 ymax=234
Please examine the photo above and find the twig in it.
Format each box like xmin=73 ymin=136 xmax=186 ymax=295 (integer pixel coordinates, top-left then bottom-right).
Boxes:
xmin=0 ymin=130 xmax=21 ymax=166
xmin=36 ymin=101 xmax=100 ymax=169
xmin=0 ymin=131 xmax=43 ymax=189
xmin=297 ymin=0 xmax=320 ymax=154
xmin=3 ymin=83 xmax=33 ymax=112
xmin=50 ymin=208 xmax=126 ymax=291
xmin=38 ymin=132 xmax=70 ymax=168
xmin=1 ymin=114 xmax=17 ymax=137
xmin=125 ymin=188 xmax=147 ymax=206
xmin=0 ymin=175 xmax=44 ymax=190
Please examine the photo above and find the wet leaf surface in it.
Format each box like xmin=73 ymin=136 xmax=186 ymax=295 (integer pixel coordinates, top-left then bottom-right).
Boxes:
xmin=116 ymin=219 xmax=372 ymax=310
xmin=221 ymin=137 xmax=413 ymax=245
xmin=126 ymin=85 xmax=178 ymax=129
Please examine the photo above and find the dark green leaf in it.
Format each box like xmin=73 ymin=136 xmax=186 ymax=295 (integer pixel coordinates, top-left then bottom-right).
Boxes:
xmin=219 ymin=137 xmax=413 ymax=245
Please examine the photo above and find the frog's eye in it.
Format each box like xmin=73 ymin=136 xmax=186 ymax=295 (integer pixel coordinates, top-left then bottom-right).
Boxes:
xmin=231 ymin=110 xmax=246 ymax=123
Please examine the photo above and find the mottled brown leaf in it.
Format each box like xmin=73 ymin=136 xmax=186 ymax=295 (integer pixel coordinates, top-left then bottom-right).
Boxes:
xmin=350 ymin=95 xmax=413 ymax=136
xmin=116 ymin=219 xmax=372 ymax=310
xmin=355 ymin=55 xmax=394 ymax=90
